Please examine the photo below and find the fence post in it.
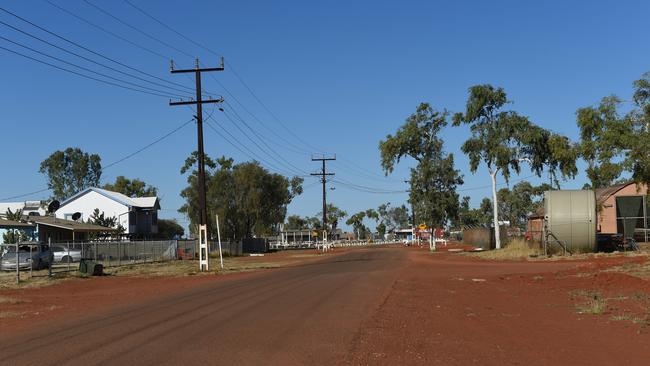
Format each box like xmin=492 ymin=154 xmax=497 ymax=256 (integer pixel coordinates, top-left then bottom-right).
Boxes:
xmin=15 ymin=242 xmax=19 ymax=284
xmin=118 ymin=240 xmax=121 ymax=267
xmin=67 ymin=242 xmax=70 ymax=273
xmin=29 ymin=245 xmax=33 ymax=278
xmin=48 ymin=238 xmax=52 ymax=277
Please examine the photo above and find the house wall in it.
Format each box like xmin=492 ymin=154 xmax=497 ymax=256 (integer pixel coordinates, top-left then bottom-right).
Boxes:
xmin=598 ymin=184 xmax=648 ymax=234
xmin=55 ymin=191 xmax=131 ymax=233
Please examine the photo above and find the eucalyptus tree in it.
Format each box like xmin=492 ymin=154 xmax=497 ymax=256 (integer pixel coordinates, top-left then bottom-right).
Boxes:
xmin=575 ymin=72 xmax=650 ymax=188
xmin=39 ymin=147 xmax=102 ymax=200
xmin=103 ymin=176 xmax=158 ymax=197
xmin=380 ymin=103 xmax=464 ymax=228
xmin=346 ymin=211 xmax=367 ymax=239
xmin=453 ymin=85 xmax=577 ymax=249
xmin=628 ymin=73 xmax=650 ymax=185
xmin=179 ymin=153 xmax=303 ymax=240
xmin=576 ymin=96 xmax=630 ymax=189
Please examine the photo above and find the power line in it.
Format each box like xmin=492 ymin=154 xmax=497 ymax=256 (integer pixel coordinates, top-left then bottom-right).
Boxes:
xmin=0 ymin=35 xmax=185 ymax=98
xmin=204 ymin=117 xmax=298 ymax=176
xmin=42 ymin=0 xmax=218 ymax=99
xmin=0 ymin=7 xmax=194 ymax=93
xmin=0 ymin=188 xmax=51 ymax=202
xmin=123 ymin=0 xmax=221 ymax=58
xmin=83 ymin=0 xmax=194 ymax=59
xmin=103 ymin=119 xmax=195 ymax=170
xmin=44 ymin=0 xmax=170 ymax=60
xmin=221 ymin=105 xmax=311 ymax=176
xmin=0 ymin=118 xmax=194 ymax=201
xmin=0 ymin=19 xmax=191 ymax=97
xmin=0 ymin=44 xmax=173 ymax=98
xmin=217 ymin=109 xmax=307 ymax=176
xmin=118 ymin=0 xmax=328 ymax=154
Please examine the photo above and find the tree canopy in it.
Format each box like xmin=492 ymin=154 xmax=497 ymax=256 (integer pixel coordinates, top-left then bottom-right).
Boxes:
xmin=380 ymin=103 xmax=463 ymax=228
xmin=453 ymin=85 xmax=577 ymax=248
xmin=39 ymin=147 xmax=102 ymax=200
xmin=157 ymin=219 xmax=184 ymax=239
xmin=453 ymin=197 xmax=493 ymax=228
xmin=496 ymin=181 xmax=550 ymax=229
xmin=103 ymin=176 xmax=158 ymax=197
xmin=179 ymin=153 xmax=303 ymax=241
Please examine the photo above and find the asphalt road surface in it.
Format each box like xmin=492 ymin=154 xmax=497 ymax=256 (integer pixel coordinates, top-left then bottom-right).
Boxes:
xmin=0 ymin=248 xmax=405 ymax=366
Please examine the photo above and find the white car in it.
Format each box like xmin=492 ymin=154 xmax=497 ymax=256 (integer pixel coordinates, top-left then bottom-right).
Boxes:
xmin=1 ymin=243 xmax=52 ymax=270
xmin=51 ymin=245 xmax=82 ymax=263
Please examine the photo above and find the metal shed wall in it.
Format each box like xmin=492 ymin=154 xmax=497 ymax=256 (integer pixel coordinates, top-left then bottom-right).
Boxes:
xmin=544 ymin=190 xmax=596 ymax=252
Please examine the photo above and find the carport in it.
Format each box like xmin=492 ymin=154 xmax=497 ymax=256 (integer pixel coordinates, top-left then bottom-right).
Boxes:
xmin=29 ymin=216 xmax=115 ymax=242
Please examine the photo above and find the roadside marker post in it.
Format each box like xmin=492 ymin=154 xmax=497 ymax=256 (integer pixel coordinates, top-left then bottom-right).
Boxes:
xmin=216 ymin=214 xmax=224 ymax=269
xmin=199 ymin=224 xmax=209 ymax=271
xmin=15 ymin=242 xmax=19 ymax=284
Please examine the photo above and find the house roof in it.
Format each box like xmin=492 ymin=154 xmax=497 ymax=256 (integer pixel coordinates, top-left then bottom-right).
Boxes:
xmin=29 ymin=216 xmax=116 ymax=232
xmin=0 ymin=219 xmax=35 ymax=229
xmin=594 ymin=182 xmax=642 ymax=205
xmin=59 ymin=187 xmax=159 ymax=210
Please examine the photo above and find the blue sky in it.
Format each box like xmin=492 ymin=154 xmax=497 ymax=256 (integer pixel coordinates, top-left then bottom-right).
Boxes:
xmin=1 ymin=0 xmax=648 ymax=231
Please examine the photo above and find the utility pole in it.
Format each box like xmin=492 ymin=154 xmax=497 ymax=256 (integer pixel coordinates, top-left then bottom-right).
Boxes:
xmin=170 ymin=58 xmax=224 ymax=271
xmin=405 ymin=179 xmax=416 ymax=243
xmin=311 ymin=155 xmax=336 ymax=244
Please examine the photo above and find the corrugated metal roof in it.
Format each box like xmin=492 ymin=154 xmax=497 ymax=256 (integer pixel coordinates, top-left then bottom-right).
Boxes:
xmin=0 ymin=219 xmax=35 ymax=228
xmin=29 ymin=216 xmax=116 ymax=232
xmin=595 ymin=183 xmax=634 ymax=205
xmin=59 ymin=187 xmax=159 ymax=210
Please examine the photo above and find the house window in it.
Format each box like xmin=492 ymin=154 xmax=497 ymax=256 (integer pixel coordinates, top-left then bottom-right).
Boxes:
xmin=615 ymin=196 xmax=648 ymax=242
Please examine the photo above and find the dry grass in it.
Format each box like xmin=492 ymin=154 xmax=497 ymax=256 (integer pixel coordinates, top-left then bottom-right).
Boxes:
xmin=106 ymin=257 xmax=287 ymax=278
xmin=471 ymin=238 xmax=542 ymax=260
xmin=575 ymin=292 xmax=608 ymax=315
xmin=0 ymin=295 xmax=27 ymax=305
xmin=0 ymin=311 xmax=21 ymax=319
xmin=603 ymin=261 xmax=650 ymax=279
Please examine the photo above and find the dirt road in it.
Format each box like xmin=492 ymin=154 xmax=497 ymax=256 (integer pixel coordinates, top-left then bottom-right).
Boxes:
xmin=1 ymin=246 xmax=649 ymax=365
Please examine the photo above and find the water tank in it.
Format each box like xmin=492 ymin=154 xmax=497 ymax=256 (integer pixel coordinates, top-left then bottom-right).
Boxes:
xmin=544 ymin=190 xmax=596 ymax=253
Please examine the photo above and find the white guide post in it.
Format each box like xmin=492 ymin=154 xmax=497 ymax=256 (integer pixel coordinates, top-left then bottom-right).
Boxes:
xmin=199 ymin=224 xmax=209 ymax=271
xmin=216 ymin=215 xmax=224 ymax=269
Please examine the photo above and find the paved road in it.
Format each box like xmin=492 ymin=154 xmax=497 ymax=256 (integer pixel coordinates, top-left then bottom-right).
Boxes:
xmin=0 ymin=247 xmax=406 ymax=366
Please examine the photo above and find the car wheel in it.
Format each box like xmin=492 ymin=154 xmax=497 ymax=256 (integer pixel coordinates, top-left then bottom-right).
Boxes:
xmin=62 ymin=255 xmax=73 ymax=263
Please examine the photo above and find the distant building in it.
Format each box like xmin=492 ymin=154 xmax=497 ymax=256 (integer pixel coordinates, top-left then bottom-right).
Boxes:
xmin=596 ymin=182 xmax=648 ymax=242
xmin=55 ymin=187 xmax=160 ymax=237
xmin=0 ymin=201 xmax=46 ymax=218
xmin=526 ymin=182 xmax=650 ymax=245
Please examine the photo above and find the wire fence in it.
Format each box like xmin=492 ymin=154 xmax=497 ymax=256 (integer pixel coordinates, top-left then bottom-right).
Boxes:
xmin=0 ymin=239 xmax=243 ymax=282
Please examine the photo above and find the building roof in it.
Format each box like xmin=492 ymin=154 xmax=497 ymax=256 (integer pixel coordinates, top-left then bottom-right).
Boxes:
xmin=59 ymin=187 xmax=159 ymax=210
xmin=594 ymin=183 xmax=630 ymax=205
xmin=0 ymin=219 xmax=35 ymax=229
xmin=29 ymin=216 xmax=116 ymax=232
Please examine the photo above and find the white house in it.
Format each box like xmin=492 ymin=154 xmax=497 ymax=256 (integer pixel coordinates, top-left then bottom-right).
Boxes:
xmin=55 ymin=187 xmax=160 ymax=237
xmin=0 ymin=201 xmax=46 ymax=218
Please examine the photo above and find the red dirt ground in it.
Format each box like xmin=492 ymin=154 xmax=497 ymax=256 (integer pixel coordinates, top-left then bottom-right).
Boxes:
xmin=349 ymin=247 xmax=650 ymax=365
xmin=2 ymin=245 xmax=650 ymax=365
xmin=0 ymin=248 xmax=344 ymax=332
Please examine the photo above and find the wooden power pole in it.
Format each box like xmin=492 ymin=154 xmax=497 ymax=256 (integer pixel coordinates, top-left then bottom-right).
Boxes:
xmin=170 ymin=58 xmax=224 ymax=271
xmin=311 ymin=155 xmax=335 ymax=242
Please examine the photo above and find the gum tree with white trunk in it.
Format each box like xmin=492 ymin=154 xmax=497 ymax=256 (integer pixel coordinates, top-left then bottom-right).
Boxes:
xmin=453 ymin=85 xmax=577 ymax=249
